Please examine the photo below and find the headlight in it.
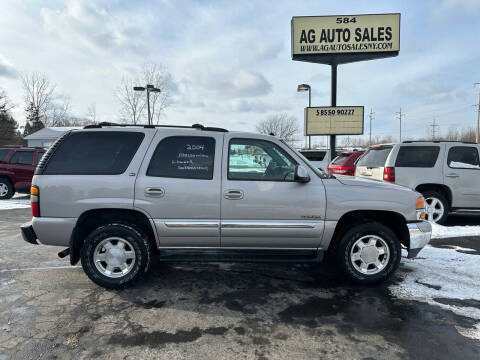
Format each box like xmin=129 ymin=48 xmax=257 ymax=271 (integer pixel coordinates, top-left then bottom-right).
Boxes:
xmin=415 ymin=196 xmax=426 ymax=220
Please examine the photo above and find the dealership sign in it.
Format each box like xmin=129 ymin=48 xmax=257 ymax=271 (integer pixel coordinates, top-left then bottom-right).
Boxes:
xmin=305 ymin=106 xmax=364 ymax=135
xmin=292 ymin=14 xmax=400 ymax=64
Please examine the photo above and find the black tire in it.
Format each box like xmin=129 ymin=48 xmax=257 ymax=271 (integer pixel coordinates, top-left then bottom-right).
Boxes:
xmin=337 ymin=222 xmax=401 ymax=284
xmin=0 ymin=177 xmax=14 ymax=200
xmin=80 ymin=223 xmax=151 ymax=289
xmin=421 ymin=190 xmax=449 ymax=224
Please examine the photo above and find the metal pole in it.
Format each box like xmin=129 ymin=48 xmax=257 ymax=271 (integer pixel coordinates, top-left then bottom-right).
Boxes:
xmin=147 ymin=88 xmax=151 ymax=125
xmin=330 ymin=64 xmax=337 ymax=162
xmin=476 ymin=84 xmax=480 ymax=144
xmin=308 ymin=88 xmax=311 ymax=149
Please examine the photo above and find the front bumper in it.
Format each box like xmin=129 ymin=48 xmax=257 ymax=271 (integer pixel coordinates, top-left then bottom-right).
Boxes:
xmin=407 ymin=221 xmax=432 ymax=258
xmin=21 ymin=221 xmax=39 ymax=245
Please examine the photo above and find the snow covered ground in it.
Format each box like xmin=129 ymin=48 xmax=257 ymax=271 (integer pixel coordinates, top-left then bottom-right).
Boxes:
xmin=390 ymin=246 xmax=480 ymax=340
xmin=431 ymin=222 xmax=480 ymax=239
xmin=0 ymin=195 xmax=30 ymax=210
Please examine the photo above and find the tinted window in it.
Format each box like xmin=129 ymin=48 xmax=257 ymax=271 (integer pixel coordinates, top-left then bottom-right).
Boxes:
xmin=447 ymin=146 xmax=480 ymax=169
xmin=332 ymin=154 xmax=349 ymax=165
xmin=228 ymin=139 xmax=297 ymax=181
xmin=356 ymin=147 xmax=392 ymax=167
xmin=44 ymin=131 xmax=144 ymax=175
xmin=9 ymin=151 xmax=34 ymax=165
xmin=0 ymin=149 xmax=10 ymax=162
xmin=147 ymin=136 xmax=215 ymax=179
xmin=395 ymin=146 xmax=440 ymax=167
xmin=300 ymin=151 xmax=326 ymax=162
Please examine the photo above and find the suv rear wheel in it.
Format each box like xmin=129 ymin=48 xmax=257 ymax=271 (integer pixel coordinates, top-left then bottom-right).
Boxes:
xmin=337 ymin=222 xmax=401 ymax=284
xmin=421 ymin=190 xmax=449 ymax=224
xmin=80 ymin=223 xmax=152 ymax=289
xmin=0 ymin=177 xmax=14 ymax=200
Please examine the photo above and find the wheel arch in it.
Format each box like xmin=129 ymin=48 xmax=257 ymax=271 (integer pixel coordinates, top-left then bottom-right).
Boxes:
xmin=326 ymin=210 xmax=409 ymax=257
xmin=415 ymin=183 xmax=452 ymax=207
xmin=69 ymin=208 xmax=158 ymax=265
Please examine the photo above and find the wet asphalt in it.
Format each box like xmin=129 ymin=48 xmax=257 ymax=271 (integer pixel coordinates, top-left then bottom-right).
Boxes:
xmin=0 ymin=208 xmax=479 ymax=359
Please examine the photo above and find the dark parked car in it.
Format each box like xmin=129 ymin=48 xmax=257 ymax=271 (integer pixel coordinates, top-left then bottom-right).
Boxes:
xmin=0 ymin=146 xmax=46 ymax=199
xmin=328 ymin=150 xmax=364 ymax=176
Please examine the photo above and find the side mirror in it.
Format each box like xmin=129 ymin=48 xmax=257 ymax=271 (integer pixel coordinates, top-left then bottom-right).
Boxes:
xmin=294 ymin=165 xmax=310 ymax=183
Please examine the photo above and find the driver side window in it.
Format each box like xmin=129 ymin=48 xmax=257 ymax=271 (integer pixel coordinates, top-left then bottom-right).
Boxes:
xmin=228 ymin=138 xmax=297 ymax=181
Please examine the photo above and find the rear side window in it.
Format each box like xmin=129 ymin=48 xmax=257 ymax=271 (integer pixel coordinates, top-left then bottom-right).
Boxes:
xmin=300 ymin=151 xmax=326 ymax=162
xmin=43 ymin=131 xmax=144 ymax=175
xmin=9 ymin=151 xmax=34 ymax=165
xmin=147 ymin=136 xmax=215 ymax=179
xmin=331 ymin=154 xmax=349 ymax=165
xmin=0 ymin=149 xmax=10 ymax=162
xmin=356 ymin=147 xmax=392 ymax=167
xmin=447 ymin=146 xmax=480 ymax=169
xmin=395 ymin=146 xmax=440 ymax=168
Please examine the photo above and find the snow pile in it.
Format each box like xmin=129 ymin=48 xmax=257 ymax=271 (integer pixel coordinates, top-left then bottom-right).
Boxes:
xmin=0 ymin=197 xmax=30 ymax=210
xmin=390 ymin=246 xmax=480 ymax=339
xmin=431 ymin=222 xmax=480 ymax=239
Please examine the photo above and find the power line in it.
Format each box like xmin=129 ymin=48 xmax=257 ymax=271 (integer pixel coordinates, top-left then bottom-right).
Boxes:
xmin=430 ymin=118 xmax=439 ymax=140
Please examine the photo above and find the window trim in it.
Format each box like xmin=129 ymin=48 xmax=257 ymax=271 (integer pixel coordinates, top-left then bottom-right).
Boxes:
xmin=9 ymin=150 xmax=35 ymax=166
xmin=227 ymin=138 xmax=298 ymax=182
xmin=394 ymin=145 xmax=440 ymax=168
xmin=447 ymin=146 xmax=480 ymax=170
xmin=146 ymin=135 xmax=216 ymax=180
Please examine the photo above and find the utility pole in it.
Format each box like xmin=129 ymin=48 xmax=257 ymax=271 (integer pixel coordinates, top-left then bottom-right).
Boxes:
xmin=475 ymin=83 xmax=480 ymax=144
xmin=133 ymin=84 xmax=161 ymax=125
xmin=369 ymin=108 xmax=375 ymax=145
xmin=396 ymin=107 xmax=403 ymax=142
xmin=430 ymin=118 xmax=439 ymax=140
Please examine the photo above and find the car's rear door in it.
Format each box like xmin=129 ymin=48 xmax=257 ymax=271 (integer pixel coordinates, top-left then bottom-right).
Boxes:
xmin=355 ymin=145 xmax=393 ymax=181
xmin=444 ymin=144 xmax=480 ymax=208
xmin=134 ymin=129 xmax=223 ymax=247
xmin=8 ymin=150 xmax=35 ymax=189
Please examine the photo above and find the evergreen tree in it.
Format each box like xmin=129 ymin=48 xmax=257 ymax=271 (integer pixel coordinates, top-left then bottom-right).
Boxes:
xmin=23 ymin=101 xmax=45 ymax=137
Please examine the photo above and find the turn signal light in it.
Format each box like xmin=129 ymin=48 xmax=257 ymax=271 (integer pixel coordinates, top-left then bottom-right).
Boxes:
xmin=31 ymin=186 xmax=40 ymax=217
xmin=416 ymin=196 xmax=426 ymax=220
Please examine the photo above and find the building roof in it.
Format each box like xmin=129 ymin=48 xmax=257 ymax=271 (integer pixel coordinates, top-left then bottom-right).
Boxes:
xmin=23 ymin=127 xmax=81 ymax=140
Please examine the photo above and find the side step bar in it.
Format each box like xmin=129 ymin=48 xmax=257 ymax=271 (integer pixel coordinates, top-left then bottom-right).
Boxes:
xmin=158 ymin=249 xmax=324 ymax=263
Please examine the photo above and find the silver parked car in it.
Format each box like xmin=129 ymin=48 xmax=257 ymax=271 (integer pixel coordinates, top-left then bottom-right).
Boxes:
xmin=355 ymin=141 xmax=480 ymax=224
xmin=21 ymin=123 xmax=431 ymax=289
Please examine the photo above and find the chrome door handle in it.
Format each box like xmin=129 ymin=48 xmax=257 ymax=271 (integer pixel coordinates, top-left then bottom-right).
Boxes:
xmin=224 ymin=189 xmax=244 ymax=200
xmin=144 ymin=187 xmax=165 ymax=197
xmin=446 ymin=173 xmax=459 ymax=178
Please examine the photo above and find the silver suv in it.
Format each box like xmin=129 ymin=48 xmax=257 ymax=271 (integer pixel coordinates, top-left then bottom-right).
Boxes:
xmin=21 ymin=123 xmax=431 ymax=288
xmin=355 ymin=141 xmax=480 ymax=224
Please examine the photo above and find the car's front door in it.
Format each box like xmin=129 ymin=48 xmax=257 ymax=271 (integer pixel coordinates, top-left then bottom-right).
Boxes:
xmin=220 ymin=135 xmax=326 ymax=248
xmin=444 ymin=145 xmax=480 ymax=208
xmin=134 ymin=130 xmax=224 ymax=247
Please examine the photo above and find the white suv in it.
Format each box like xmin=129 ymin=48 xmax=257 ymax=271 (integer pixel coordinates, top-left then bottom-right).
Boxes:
xmin=355 ymin=141 xmax=480 ymax=224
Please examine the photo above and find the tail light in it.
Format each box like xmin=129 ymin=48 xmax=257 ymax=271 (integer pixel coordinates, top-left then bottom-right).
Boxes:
xmin=383 ymin=167 xmax=395 ymax=183
xmin=31 ymin=186 xmax=40 ymax=217
xmin=329 ymin=166 xmax=355 ymax=176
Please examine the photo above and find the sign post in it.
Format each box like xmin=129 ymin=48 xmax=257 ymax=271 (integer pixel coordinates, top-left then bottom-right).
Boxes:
xmin=291 ymin=13 xmax=400 ymax=160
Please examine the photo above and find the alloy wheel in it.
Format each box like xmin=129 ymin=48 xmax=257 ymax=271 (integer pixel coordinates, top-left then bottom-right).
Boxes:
xmin=350 ymin=235 xmax=390 ymax=275
xmin=93 ymin=237 xmax=136 ymax=278
xmin=425 ymin=197 xmax=444 ymax=222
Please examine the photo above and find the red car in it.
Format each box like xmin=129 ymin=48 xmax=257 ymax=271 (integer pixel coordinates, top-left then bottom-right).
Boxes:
xmin=327 ymin=150 xmax=364 ymax=176
xmin=0 ymin=146 xmax=46 ymax=199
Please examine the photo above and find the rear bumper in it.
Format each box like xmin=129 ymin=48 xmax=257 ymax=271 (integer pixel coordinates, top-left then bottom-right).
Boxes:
xmin=21 ymin=221 xmax=39 ymax=245
xmin=407 ymin=221 xmax=432 ymax=258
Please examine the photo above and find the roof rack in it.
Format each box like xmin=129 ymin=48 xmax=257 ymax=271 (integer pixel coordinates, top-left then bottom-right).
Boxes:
xmin=402 ymin=140 xmax=477 ymax=144
xmin=83 ymin=122 xmax=228 ymax=132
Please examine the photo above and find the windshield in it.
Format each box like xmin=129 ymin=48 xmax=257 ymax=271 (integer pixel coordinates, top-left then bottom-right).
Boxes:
xmin=281 ymin=140 xmax=330 ymax=179
xmin=356 ymin=147 xmax=392 ymax=167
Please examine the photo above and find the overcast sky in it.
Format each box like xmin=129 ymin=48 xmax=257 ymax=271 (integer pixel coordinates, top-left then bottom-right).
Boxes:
xmin=1 ymin=0 xmax=479 ymax=145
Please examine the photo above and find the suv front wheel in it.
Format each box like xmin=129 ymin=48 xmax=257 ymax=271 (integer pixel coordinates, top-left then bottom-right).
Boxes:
xmin=337 ymin=222 xmax=401 ymax=284
xmin=80 ymin=223 xmax=152 ymax=289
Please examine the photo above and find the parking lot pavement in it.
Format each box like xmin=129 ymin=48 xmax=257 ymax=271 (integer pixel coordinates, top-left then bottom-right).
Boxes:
xmin=1 ymin=209 xmax=479 ymax=360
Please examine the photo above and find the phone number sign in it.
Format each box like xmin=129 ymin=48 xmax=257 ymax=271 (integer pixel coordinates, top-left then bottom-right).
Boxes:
xmin=292 ymin=13 xmax=400 ymax=64
xmin=305 ymin=106 xmax=364 ymax=135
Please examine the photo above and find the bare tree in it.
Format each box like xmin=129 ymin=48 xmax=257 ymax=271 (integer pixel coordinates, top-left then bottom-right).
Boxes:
xmin=86 ymin=103 xmax=97 ymax=124
xmin=45 ymin=95 xmax=71 ymax=126
xmin=21 ymin=72 xmax=55 ymax=127
xmin=142 ymin=63 xmax=170 ymax=124
xmin=115 ymin=76 xmax=145 ymax=124
xmin=256 ymin=113 xmax=300 ymax=144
